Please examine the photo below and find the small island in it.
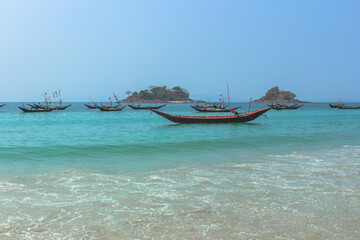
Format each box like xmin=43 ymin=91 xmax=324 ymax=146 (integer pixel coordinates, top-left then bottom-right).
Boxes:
xmin=253 ymin=86 xmax=307 ymax=103
xmin=121 ymin=86 xmax=204 ymax=103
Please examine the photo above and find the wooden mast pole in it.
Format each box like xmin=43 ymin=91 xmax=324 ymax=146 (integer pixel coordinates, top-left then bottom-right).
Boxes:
xmin=227 ymin=83 xmax=231 ymax=115
xmin=248 ymin=97 xmax=252 ymax=113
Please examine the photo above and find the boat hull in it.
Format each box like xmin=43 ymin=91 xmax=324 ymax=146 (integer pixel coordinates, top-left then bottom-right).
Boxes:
xmin=84 ymin=104 xmax=99 ymax=109
xmin=274 ymin=104 xmax=303 ymax=110
xmin=128 ymin=104 xmax=166 ymax=110
xmin=191 ymin=106 xmax=241 ymax=112
xmin=18 ymin=107 xmax=53 ymax=113
xmin=151 ymin=108 xmax=270 ymax=123
xmin=53 ymin=104 xmax=71 ymax=110
xmin=329 ymin=104 xmax=344 ymax=109
xmin=338 ymin=106 xmax=360 ymax=109
xmin=99 ymin=106 xmax=126 ymax=111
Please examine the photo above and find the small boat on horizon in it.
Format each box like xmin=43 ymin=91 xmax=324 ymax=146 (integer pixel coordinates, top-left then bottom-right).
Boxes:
xmin=270 ymin=103 xmax=303 ymax=110
xmin=18 ymin=106 xmax=54 ymax=113
xmin=84 ymin=103 xmax=99 ymax=109
xmin=191 ymin=105 xmax=241 ymax=112
xmin=51 ymin=104 xmax=71 ymax=110
xmin=128 ymin=104 xmax=166 ymax=110
xmin=329 ymin=103 xmax=345 ymax=108
xmin=338 ymin=105 xmax=360 ymax=109
xmin=98 ymin=106 xmax=126 ymax=112
xmin=28 ymin=103 xmax=71 ymax=111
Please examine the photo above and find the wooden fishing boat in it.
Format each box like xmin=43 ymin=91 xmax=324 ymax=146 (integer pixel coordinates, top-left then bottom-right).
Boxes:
xmin=338 ymin=105 xmax=360 ymax=109
xmin=29 ymin=104 xmax=71 ymax=111
xmin=51 ymin=104 xmax=71 ymax=110
xmin=329 ymin=103 xmax=345 ymax=108
xmin=84 ymin=104 xmax=99 ymax=109
xmin=98 ymin=106 xmax=126 ymax=112
xmin=128 ymin=104 xmax=166 ymax=110
xmin=0 ymin=104 xmax=6 ymax=108
xmin=34 ymin=103 xmax=44 ymax=108
xmin=192 ymin=106 xmax=241 ymax=112
xmin=268 ymin=103 xmax=286 ymax=109
xmin=151 ymin=107 xmax=270 ymax=124
xmin=18 ymin=107 xmax=53 ymax=113
xmin=27 ymin=104 xmax=39 ymax=108
xmin=192 ymin=103 xmax=220 ymax=109
xmin=274 ymin=104 xmax=303 ymax=110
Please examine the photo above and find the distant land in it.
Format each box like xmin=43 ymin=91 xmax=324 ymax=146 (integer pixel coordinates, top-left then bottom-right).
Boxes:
xmin=253 ymin=86 xmax=308 ymax=103
xmin=121 ymin=86 xmax=204 ymax=103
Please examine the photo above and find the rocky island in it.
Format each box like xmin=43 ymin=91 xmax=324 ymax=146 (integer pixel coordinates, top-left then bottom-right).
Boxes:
xmin=121 ymin=86 xmax=204 ymax=103
xmin=253 ymin=86 xmax=307 ymax=103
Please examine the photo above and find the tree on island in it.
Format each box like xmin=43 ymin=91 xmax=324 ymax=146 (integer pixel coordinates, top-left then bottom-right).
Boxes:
xmin=121 ymin=85 xmax=193 ymax=103
xmin=125 ymin=91 xmax=132 ymax=97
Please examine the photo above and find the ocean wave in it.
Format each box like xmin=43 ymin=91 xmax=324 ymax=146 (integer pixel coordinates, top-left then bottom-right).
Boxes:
xmin=0 ymin=145 xmax=359 ymax=239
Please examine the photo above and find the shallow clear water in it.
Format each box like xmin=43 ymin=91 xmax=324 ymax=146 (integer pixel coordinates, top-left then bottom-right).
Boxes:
xmin=0 ymin=103 xmax=359 ymax=239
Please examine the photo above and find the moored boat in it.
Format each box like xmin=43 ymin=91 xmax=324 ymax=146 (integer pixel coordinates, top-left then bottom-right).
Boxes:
xmin=84 ymin=103 xmax=99 ymax=109
xmin=0 ymin=104 xmax=6 ymax=108
xmin=151 ymin=107 xmax=270 ymax=124
xmin=128 ymin=104 xmax=166 ymax=110
xmin=192 ymin=106 xmax=241 ymax=112
xmin=29 ymin=103 xmax=71 ymax=111
xmin=329 ymin=103 xmax=344 ymax=108
xmin=98 ymin=106 xmax=126 ymax=111
xmin=51 ymin=104 xmax=72 ymax=110
xmin=338 ymin=105 xmax=360 ymax=109
xmin=273 ymin=104 xmax=303 ymax=110
xmin=18 ymin=106 xmax=53 ymax=113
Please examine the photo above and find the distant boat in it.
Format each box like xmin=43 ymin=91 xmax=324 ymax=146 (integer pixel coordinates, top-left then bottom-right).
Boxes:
xmin=28 ymin=103 xmax=71 ymax=111
xmin=329 ymin=103 xmax=345 ymax=108
xmin=150 ymin=107 xmax=270 ymax=124
xmin=98 ymin=106 xmax=126 ymax=112
xmin=338 ymin=105 xmax=360 ymax=109
xmin=268 ymin=103 xmax=285 ymax=109
xmin=84 ymin=103 xmax=99 ymax=109
xmin=128 ymin=104 xmax=166 ymax=110
xmin=18 ymin=106 xmax=53 ymax=113
xmin=0 ymin=104 xmax=6 ymax=108
xmin=272 ymin=104 xmax=303 ymax=110
xmin=191 ymin=105 xmax=241 ymax=112
xmin=51 ymin=104 xmax=71 ymax=110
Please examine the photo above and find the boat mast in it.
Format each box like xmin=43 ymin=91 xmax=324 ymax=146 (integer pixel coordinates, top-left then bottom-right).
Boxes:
xmin=227 ymin=83 xmax=231 ymax=114
xmin=59 ymin=89 xmax=62 ymax=107
xmin=248 ymin=97 xmax=252 ymax=113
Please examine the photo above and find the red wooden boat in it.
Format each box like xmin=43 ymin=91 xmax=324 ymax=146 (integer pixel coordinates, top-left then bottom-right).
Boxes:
xmin=151 ymin=107 xmax=271 ymax=123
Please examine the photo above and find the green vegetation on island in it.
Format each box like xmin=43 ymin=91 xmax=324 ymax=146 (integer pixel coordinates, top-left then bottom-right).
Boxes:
xmin=121 ymin=86 xmax=202 ymax=103
xmin=253 ymin=86 xmax=307 ymax=103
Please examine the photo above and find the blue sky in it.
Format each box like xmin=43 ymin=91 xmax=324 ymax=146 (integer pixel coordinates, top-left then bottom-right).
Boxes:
xmin=0 ymin=0 xmax=359 ymax=102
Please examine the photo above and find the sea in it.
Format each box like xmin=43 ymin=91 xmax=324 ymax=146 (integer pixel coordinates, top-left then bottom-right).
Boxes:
xmin=0 ymin=102 xmax=359 ymax=239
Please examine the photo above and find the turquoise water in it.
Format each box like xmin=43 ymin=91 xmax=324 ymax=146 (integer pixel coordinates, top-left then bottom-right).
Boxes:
xmin=0 ymin=103 xmax=359 ymax=239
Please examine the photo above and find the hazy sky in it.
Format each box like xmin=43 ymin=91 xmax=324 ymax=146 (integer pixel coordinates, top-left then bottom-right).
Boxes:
xmin=1 ymin=0 xmax=359 ymax=102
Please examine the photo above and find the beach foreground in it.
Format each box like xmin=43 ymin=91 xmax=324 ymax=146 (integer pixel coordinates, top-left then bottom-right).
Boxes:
xmin=0 ymin=103 xmax=359 ymax=239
